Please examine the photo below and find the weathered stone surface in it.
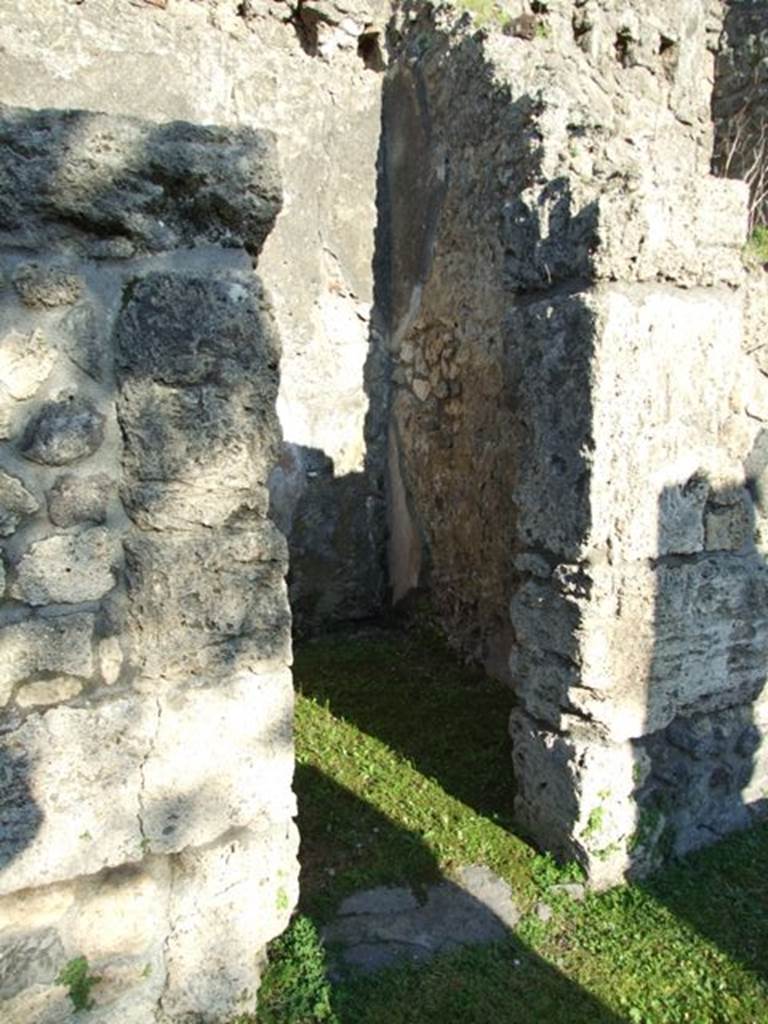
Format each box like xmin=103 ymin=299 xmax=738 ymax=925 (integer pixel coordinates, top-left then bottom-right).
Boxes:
xmin=116 ymin=273 xmax=281 ymax=491
xmin=0 ymin=328 xmax=57 ymax=399
xmin=15 ymin=678 xmax=83 ymax=708
xmin=323 ymin=865 xmax=520 ymax=976
xmin=0 ymin=612 xmax=95 ymax=690
xmin=0 ymin=927 xmax=66 ymax=1000
xmin=47 ymin=473 xmax=112 ymax=528
xmin=122 ymin=480 xmax=269 ymax=531
xmin=124 ymin=527 xmax=290 ymax=681
xmin=0 ymin=105 xmax=282 ymax=256
xmin=0 ymin=670 xmax=293 ymax=896
xmin=0 ymin=468 xmax=39 ymax=536
xmin=12 ymin=262 xmax=82 ymax=308
xmin=61 ymin=302 xmax=109 ymax=382
xmin=12 ymin=528 xmax=119 ymax=605
xmin=21 ymin=397 xmax=105 ymax=466
xmin=162 ymin=820 xmax=298 ymax=1023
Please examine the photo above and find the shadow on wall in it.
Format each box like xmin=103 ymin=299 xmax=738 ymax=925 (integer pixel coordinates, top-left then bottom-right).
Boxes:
xmin=0 ymin=100 xmax=292 ymax=961
xmin=296 ymin=764 xmax=625 ymax=1024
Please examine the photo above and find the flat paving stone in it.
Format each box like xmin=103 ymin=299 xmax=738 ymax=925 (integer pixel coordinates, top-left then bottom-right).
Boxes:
xmin=323 ymin=864 xmax=520 ymax=977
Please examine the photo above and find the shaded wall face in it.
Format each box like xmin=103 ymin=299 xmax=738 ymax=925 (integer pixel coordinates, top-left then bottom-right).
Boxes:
xmin=0 ymin=0 xmax=391 ymax=633
xmin=385 ymin=1 xmax=768 ymax=882
xmin=712 ymin=0 xmax=768 ymax=230
xmin=385 ymin=0 xmax=718 ymax=677
xmin=0 ymin=106 xmax=297 ymax=1023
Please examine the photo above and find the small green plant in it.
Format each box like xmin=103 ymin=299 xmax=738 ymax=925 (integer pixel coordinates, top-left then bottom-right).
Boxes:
xmin=746 ymin=224 xmax=768 ymax=266
xmin=56 ymin=956 xmax=101 ymax=1011
xmin=582 ymin=806 xmax=606 ymax=841
xmin=535 ymin=19 xmax=551 ymax=39
xmin=257 ymin=915 xmax=337 ymax=1024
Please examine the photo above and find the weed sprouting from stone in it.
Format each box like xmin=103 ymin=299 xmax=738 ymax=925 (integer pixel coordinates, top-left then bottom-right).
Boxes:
xmin=56 ymin=955 xmax=101 ymax=1012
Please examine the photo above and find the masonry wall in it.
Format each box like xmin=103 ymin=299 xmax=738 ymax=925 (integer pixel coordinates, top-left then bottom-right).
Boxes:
xmin=0 ymin=106 xmax=296 ymax=1023
xmin=386 ymin=0 xmax=768 ymax=882
xmin=0 ymin=0 xmax=391 ymax=632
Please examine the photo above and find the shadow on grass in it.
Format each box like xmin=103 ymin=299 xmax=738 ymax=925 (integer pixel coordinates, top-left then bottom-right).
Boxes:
xmin=294 ymin=627 xmax=516 ymax=826
xmin=292 ymin=764 xmax=625 ymax=1024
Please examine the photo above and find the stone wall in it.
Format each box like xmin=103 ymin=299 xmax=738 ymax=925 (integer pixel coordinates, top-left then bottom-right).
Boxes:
xmin=0 ymin=106 xmax=297 ymax=1023
xmin=0 ymin=0 xmax=391 ymax=633
xmin=385 ymin=0 xmax=768 ymax=883
xmin=713 ymin=0 xmax=768 ymax=229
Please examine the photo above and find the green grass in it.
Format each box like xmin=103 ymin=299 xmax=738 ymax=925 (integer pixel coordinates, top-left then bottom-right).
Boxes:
xmin=257 ymin=627 xmax=768 ymax=1024
xmin=745 ymin=224 xmax=768 ymax=266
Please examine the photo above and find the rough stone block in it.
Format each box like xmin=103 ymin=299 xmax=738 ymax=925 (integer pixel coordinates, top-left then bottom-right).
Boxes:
xmin=162 ymin=820 xmax=299 ymax=1023
xmin=0 ymin=926 xmax=65 ymax=1001
xmin=116 ymin=273 xmax=281 ymax=492
xmin=124 ymin=527 xmax=290 ymax=681
xmin=61 ymin=302 xmax=109 ymax=382
xmin=0 ymin=672 xmax=294 ymax=896
xmin=0 ymin=612 xmax=95 ymax=693
xmin=122 ymin=480 xmax=269 ymax=531
xmin=21 ymin=397 xmax=105 ymax=466
xmin=593 ymin=177 xmax=748 ymax=288
xmin=0 ymin=328 xmax=57 ymax=400
xmin=15 ymin=678 xmax=83 ymax=708
xmin=0 ymin=104 xmax=281 ymax=256
xmin=12 ymin=262 xmax=82 ymax=308
xmin=47 ymin=473 xmax=112 ymax=528
xmin=12 ymin=527 xmax=120 ymax=605
xmin=0 ymin=468 xmax=39 ymax=536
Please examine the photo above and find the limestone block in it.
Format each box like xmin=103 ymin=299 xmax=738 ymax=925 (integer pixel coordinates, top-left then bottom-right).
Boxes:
xmin=141 ymin=671 xmax=296 ymax=853
xmin=65 ymin=857 xmax=171 ymax=962
xmin=21 ymin=397 xmax=105 ymax=466
xmin=12 ymin=262 xmax=82 ymax=308
xmin=122 ymin=481 xmax=269 ymax=531
xmin=0 ymin=328 xmax=57 ymax=399
xmin=16 ymin=678 xmax=83 ymax=708
xmin=0 ymin=105 xmax=281 ymax=256
xmin=0 ymin=670 xmax=295 ymax=896
xmin=505 ymin=294 xmax=595 ymax=560
xmin=510 ymin=708 xmax=642 ymax=885
xmin=12 ymin=528 xmax=119 ymax=605
xmin=0 ymin=612 xmax=95 ymax=691
xmin=0 ymin=468 xmax=39 ymax=535
xmin=593 ymin=177 xmax=748 ymax=288
xmin=589 ymin=284 xmax=744 ymax=562
xmin=704 ymin=496 xmax=753 ymax=551
xmin=124 ymin=527 xmax=290 ymax=681
xmin=0 ymin=695 xmax=152 ymax=895
xmin=162 ymin=820 xmax=299 ymax=1023
xmin=116 ymin=273 xmax=281 ymax=491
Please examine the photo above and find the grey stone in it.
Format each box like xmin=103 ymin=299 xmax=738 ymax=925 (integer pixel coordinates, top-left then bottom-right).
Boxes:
xmin=0 ymin=105 xmax=282 ymax=256
xmin=62 ymin=302 xmax=109 ymax=382
xmin=12 ymin=527 xmax=119 ymax=605
xmin=338 ymin=886 xmax=419 ymax=916
xmin=123 ymin=527 xmax=290 ymax=680
xmin=12 ymin=262 xmax=82 ymax=308
xmin=116 ymin=273 xmax=281 ymax=491
xmin=0 ymin=927 xmax=66 ymax=1000
xmin=21 ymin=397 xmax=105 ymax=466
xmin=47 ymin=472 xmax=112 ymax=527
xmin=0 ymin=469 xmax=39 ymax=536
xmin=0 ymin=612 xmax=95 ymax=690
xmin=324 ymin=867 xmax=520 ymax=976
xmin=20 ymin=395 xmax=105 ymax=468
